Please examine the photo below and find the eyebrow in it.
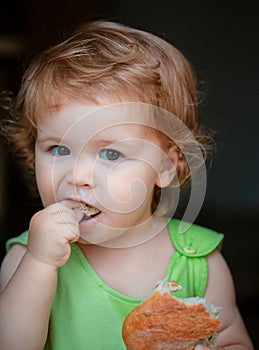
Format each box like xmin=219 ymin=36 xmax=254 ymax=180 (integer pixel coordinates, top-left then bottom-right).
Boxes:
xmin=36 ymin=136 xmax=62 ymax=143
xmin=92 ymin=138 xmax=121 ymax=146
xmin=91 ymin=138 xmax=140 ymax=150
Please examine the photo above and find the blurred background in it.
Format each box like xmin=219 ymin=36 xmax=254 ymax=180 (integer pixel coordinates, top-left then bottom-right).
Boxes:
xmin=0 ymin=0 xmax=258 ymax=346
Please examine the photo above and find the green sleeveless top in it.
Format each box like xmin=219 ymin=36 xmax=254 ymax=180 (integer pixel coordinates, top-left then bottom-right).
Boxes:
xmin=6 ymin=219 xmax=223 ymax=350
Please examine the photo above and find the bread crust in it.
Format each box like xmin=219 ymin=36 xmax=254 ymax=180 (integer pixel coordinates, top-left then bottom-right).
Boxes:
xmin=122 ymin=281 xmax=220 ymax=350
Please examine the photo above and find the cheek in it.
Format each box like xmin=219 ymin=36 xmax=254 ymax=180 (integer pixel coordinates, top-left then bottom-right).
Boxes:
xmin=110 ymin=174 xmax=147 ymax=202
xmin=97 ymin=165 xmax=157 ymax=213
xmin=35 ymin=159 xmax=56 ymax=206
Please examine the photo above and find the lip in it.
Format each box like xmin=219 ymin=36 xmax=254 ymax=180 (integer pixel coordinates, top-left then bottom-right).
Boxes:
xmin=79 ymin=211 xmax=102 ymax=232
xmin=80 ymin=211 xmax=101 ymax=222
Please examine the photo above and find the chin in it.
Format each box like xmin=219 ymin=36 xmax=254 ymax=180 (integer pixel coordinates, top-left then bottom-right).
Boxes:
xmin=79 ymin=227 xmax=126 ymax=246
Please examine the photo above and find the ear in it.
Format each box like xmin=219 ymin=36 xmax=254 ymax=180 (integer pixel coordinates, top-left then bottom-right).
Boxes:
xmin=155 ymin=145 xmax=182 ymax=188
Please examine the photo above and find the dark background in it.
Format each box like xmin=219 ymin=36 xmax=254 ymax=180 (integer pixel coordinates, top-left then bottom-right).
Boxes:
xmin=0 ymin=0 xmax=258 ymax=346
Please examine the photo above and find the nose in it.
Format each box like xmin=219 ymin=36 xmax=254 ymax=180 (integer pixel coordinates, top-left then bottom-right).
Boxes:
xmin=65 ymin=154 xmax=94 ymax=188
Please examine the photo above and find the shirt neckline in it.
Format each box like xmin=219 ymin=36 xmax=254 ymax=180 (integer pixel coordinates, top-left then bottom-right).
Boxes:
xmin=71 ymin=219 xmax=178 ymax=303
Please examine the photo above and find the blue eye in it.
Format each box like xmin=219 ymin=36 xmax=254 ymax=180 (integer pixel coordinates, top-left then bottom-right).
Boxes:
xmin=51 ymin=145 xmax=70 ymax=156
xmin=99 ymin=149 xmax=122 ymax=161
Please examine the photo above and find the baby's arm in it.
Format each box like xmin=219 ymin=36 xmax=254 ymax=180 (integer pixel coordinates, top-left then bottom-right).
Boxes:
xmin=203 ymin=250 xmax=254 ymax=350
xmin=0 ymin=244 xmax=58 ymax=350
xmin=0 ymin=201 xmax=80 ymax=350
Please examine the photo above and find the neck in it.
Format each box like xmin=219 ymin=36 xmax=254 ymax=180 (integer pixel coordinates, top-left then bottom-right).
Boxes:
xmin=78 ymin=216 xmax=174 ymax=297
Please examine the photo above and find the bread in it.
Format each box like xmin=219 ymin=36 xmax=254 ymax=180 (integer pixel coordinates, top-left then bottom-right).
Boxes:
xmin=79 ymin=203 xmax=100 ymax=216
xmin=122 ymin=280 xmax=220 ymax=350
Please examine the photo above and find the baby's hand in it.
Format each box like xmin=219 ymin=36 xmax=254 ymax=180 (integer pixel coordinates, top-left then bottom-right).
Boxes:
xmin=28 ymin=201 xmax=80 ymax=268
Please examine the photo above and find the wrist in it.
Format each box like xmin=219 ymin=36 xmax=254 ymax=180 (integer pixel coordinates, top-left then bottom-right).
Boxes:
xmin=25 ymin=249 xmax=60 ymax=272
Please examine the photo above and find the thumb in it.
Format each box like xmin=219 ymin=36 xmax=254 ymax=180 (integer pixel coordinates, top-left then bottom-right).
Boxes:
xmin=69 ymin=231 xmax=80 ymax=243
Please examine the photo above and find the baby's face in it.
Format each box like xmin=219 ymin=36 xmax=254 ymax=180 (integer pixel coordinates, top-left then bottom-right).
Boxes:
xmin=35 ymin=100 xmax=174 ymax=246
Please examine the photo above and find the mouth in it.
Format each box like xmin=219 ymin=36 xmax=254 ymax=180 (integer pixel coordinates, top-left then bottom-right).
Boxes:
xmin=79 ymin=202 xmax=101 ymax=222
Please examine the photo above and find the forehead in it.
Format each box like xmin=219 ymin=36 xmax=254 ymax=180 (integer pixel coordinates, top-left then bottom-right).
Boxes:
xmin=36 ymin=100 xmax=159 ymax=142
xmin=36 ymin=90 xmax=148 ymax=121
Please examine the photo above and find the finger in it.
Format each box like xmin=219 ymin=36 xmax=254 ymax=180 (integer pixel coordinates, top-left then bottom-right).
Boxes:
xmin=59 ymin=199 xmax=81 ymax=210
xmin=60 ymin=213 xmax=80 ymax=237
xmin=51 ymin=200 xmax=74 ymax=213
xmin=51 ymin=202 xmax=78 ymax=222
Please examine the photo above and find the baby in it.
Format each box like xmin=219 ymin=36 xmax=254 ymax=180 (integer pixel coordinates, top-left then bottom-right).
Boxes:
xmin=0 ymin=21 xmax=254 ymax=349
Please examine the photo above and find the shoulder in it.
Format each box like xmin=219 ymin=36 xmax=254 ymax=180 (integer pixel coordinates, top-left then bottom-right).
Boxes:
xmin=6 ymin=231 xmax=29 ymax=251
xmin=168 ymin=219 xmax=224 ymax=257
xmin=206 ymin=249 xmax=235 ymax=301
xmin=0 ymin=232 xmax=28 ymax=292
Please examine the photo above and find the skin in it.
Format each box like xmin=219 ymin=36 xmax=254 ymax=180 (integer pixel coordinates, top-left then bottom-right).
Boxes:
xmin=0 ymin=100 xmax=254 ymax=350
